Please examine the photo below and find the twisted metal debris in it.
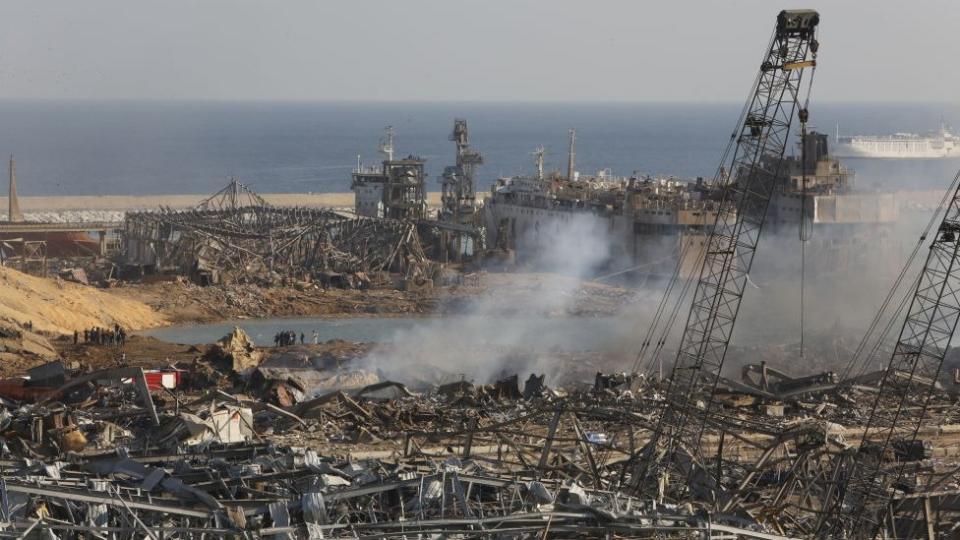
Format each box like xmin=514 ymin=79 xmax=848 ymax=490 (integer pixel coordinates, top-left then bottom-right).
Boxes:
xmin=121 ymin=179 xmax=432 ymax=284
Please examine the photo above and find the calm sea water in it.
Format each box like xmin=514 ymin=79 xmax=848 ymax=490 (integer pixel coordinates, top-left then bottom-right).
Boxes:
xmin=139 ymin=315 xmax=625 ymax=350
xmin=0 ymin=100 xmax=958 ymax=197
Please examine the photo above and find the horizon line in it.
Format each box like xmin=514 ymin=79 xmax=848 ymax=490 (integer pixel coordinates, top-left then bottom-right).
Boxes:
xmin=0 ymin=97 xmax=954 ymax=106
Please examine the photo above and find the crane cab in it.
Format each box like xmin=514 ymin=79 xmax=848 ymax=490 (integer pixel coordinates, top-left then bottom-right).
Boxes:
xmin=777 ymin=10 xmax=819 ymax=36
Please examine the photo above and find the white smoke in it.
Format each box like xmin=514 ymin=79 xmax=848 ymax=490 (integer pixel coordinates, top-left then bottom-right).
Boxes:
xmin=359 ymin=196 xmax=931 ymax=388
xmin=359 ymin=212 xmax=627 ymax=388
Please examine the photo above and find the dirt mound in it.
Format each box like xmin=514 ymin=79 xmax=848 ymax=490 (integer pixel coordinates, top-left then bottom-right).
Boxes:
xmin=0 ymin=321 xmax=59 ymax=376
xmin=0 ymin=266 xmax=167 ymax=335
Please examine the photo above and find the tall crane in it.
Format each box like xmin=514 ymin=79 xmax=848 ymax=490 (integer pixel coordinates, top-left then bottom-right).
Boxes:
xmin=440 ymin=119 xmax=484 ymax=225
xmin=814 ymin=172 xmax=960 ymax=538
xmin=438 ymin=119 xmax=484 ymax=261
xmin=635 ymin=10 xmax=819 ymax=498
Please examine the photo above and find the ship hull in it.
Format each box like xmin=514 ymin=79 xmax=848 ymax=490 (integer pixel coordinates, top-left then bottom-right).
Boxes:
xmin=833 ymin=143 xmax=956 ymax=159
xmin=834 ymin=133 xmax=960 ymax=159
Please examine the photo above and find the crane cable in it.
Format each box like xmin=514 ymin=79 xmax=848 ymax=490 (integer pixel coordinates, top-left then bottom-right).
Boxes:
xmin=643 ymin=227 xmax=711 ymax=379
xmin=840 ymin=169 xmax=960 ymax=380
xmin=854 ymin=273 xmax=920 ymax=379
xmin=798 ymin=50 xmax=816 ymax=361
xmin=631 ymin=28 xmax=777 ymax=377
xmin=799 ymin=120 xmax=808 ymax=361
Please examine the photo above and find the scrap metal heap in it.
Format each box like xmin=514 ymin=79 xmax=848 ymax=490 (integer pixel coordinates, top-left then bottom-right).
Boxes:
xmin=1 ymin=341 xmax=960 ymax=538
xmin=121 ymin=178 xmax=433 ymax=284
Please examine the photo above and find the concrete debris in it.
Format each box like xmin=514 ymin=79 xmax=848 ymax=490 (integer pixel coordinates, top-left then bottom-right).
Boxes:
xmin=0 ymin=343 xmax=954 ymax=539
xmin=58 ymin=267 xmax=89 ymax=286
xmin=252 ymin=365 xmax=380 ymax=398
xmin=166 ymin=406 xmax=255 ymax=445
xmin=207 ymin=326 xmax=262 ymax=373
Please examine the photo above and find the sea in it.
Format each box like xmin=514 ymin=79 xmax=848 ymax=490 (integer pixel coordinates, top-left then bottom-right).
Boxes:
xmin=0 ymin=100 xmax=958 ymax=197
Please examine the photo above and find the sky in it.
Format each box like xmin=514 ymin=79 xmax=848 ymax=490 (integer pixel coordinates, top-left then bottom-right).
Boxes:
xmin=0 ymin=0 xmax=956 ymax=103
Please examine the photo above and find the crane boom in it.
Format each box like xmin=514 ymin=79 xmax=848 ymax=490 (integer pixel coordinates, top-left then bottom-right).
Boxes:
xmin=637 ymin=10 xmax=819 ymax=497
xmin=816 ymin=171 xmax=960 ymax=538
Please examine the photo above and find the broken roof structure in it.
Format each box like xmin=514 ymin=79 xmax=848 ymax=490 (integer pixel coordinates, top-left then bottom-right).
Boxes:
xmin=121 ymin=180 xmax=434 ymax=285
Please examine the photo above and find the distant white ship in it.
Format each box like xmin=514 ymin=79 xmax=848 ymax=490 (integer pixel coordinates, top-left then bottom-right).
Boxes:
xmin=833 ymin=122 xmax=959 ymax=159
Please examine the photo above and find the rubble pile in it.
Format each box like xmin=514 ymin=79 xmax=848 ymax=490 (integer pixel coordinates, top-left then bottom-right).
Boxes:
xmin=121 ymin=180 xmax=437 ymax=286
xmin=207 ymin=326 xmax=263 ymax=373
xmin=0 ymin=344 xmax=956 ymax=538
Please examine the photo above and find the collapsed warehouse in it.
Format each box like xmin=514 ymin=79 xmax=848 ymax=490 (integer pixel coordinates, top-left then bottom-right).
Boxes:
xmin=121 ymin=180 xmax=435 ymax=287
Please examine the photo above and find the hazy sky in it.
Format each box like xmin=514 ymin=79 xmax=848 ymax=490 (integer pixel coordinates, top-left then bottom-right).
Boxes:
xmin=0 ymin=0 xmax=956 ymax=102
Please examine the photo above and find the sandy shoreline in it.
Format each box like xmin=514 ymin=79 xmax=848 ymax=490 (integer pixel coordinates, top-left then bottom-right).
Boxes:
xmin=0 ymin=192 xmax=447 ymax=212
xmin=0 ymin=188 xmax=946 ymax=213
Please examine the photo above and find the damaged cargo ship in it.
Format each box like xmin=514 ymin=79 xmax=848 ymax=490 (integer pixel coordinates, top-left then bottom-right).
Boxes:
xmin=351 ymin=123 xmax=897 ymax=280
xmin=481 ymin=129 xmax=897 ymax=279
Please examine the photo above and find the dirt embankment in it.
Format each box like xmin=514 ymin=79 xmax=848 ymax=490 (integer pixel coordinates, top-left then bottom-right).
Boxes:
xmin=0 ymin=191 xmax=448 ymax=213
xmin=108 ymin=272 xmax=635 ymax=325
xmin=2 ymin=269 xmax=637 ymax=381
xmin=0 ymin=266 xmax=167 ymax=335
xmin=0 ymin=266 xmax=635 ymax=341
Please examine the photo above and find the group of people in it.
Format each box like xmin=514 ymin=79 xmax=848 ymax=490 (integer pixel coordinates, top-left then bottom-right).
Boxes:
xmin=273 ymin=329 xmax=320 ymax=347
xmin=77 ymin=324 xmax=127 ymax=347
xmin=274 ymin=330 xmax=302 ymax=347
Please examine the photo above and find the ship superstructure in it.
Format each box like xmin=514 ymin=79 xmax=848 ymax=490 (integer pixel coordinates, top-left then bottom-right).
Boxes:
xmin=351 ymin=126 xmax=428 ymax=221
xmin=482 ymin=132 xmax=726 ymax=278
xmin=484 ymin=173 xmax=727 ymax=277
xmin=768 ymin=131 xmax=896 ymax=226
xmin=483 ymin=130 xmax=897 ymax=278
xmin=833 ymin=122 xmax=959 ymax=158
xmin=349 ymin=125 xmax=898 ymax=279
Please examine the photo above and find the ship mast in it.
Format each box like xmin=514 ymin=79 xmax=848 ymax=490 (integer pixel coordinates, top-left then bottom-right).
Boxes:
xmin=8 ymin=154 xmax=22 ymax=222
xmin=378 ymin=126 xmax=395 ymax=162
xmin=533 ymin=145 xmax=545 ymax=180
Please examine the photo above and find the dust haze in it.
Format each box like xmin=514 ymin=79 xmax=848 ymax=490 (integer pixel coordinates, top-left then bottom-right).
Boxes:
xmin=359 ymin=194 xmax=933 ymax=388
xmin=360 ymin=213 xmax=624 ymax=388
